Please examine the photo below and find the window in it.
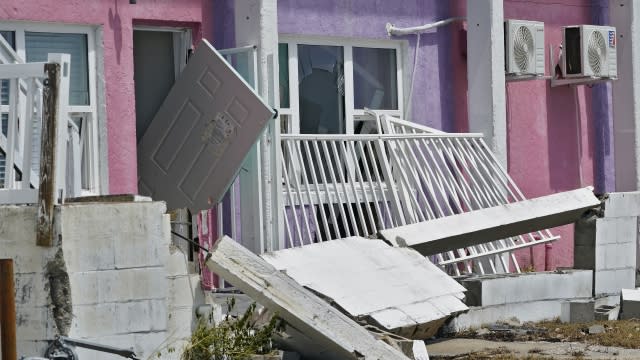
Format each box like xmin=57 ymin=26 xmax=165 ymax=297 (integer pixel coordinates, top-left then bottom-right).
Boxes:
xmin=0 ymin=22 xmax=101 ymax=194
xmin=278 ymin=37 xmax=403 ymax=135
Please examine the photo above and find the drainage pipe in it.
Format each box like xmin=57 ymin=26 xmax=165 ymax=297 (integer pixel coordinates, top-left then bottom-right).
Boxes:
xmin=385 ymin=17 xmax=466 ymax=36
xmin=0 ymin=259 xmax=17 ymax=360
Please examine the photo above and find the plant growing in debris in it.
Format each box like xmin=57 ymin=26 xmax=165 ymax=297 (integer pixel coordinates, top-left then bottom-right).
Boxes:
xmin=181 ymin=297 xmax=282 ymax=360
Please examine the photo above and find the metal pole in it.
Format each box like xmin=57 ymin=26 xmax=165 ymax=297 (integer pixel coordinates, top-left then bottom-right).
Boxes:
xmin=0 ymin=259 xmax=17 ymax=360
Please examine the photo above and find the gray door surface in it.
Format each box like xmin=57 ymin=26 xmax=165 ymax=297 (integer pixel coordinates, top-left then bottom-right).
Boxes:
xmin=138 ymin=39 xmax=274 ymax=211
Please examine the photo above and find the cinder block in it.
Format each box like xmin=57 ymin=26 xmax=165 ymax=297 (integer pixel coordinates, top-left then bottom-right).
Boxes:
xmin=603 ymin=192 xmax=640 ymax=218
xmin=60 ymin=202 xmax=169 ymax=271
xmin=97 ymin=267 xmax=168 ymax=303
xmin=595 ymin=268 xmax=636 ymax=296
xmin=560 ymin=300 xmax=595 ymax=323
xmin=620 ymin=288 xmax=640 ymax=319
xmin=114 ymin=300 xmax=154 ymax=334
xmin=68 ymin=271 xmax=100 ymax=305
xmin=14 ymin=272 xmax=50 ymax=308
xmin=16 ymin=340 xmax=50 ymax=359
xmin=70 ymin=303 xmax=118 ymax=338
xmin=15 ymin=305 xmax=57 ymax=341
xmin=150 ymin=299 xmax=169 ymax=331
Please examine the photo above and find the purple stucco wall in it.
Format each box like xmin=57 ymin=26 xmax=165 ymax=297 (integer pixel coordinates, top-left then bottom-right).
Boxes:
xmin=278 ymin=0 xmax=455 ymax=131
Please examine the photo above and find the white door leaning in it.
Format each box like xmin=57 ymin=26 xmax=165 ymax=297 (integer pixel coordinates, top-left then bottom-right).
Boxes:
xmin=138 ymin=39 xmax=274 ymax=211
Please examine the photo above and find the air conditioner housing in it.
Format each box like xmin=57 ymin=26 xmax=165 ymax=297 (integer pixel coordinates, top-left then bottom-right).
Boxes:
xmin=562 ymin=25 xmax=617 ymax=78
xmin=504 ymin=19 xmax=545 ymax=76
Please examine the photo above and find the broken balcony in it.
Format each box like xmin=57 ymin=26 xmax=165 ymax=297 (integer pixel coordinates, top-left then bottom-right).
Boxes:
xmin=278 ymin=112 xmax=560 ymax=276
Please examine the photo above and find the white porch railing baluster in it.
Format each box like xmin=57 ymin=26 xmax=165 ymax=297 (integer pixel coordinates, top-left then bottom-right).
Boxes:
xmin=280 ymin=114 xmax=560 ymax=276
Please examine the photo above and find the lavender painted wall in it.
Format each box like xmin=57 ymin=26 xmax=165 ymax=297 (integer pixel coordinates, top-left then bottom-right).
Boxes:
xmin=0 ymin=0 xmax=214 ymax=194
xmin=278 ymin=0 xmax=455 ymax=131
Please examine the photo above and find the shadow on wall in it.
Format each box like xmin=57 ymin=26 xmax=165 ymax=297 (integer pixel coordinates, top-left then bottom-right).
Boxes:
xmin=545 ymin=85 xmax=582 ymax=192
xmin=108 ymin=0 xmax=123 ymax=64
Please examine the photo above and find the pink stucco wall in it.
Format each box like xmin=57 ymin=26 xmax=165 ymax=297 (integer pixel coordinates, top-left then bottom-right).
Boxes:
xmin=453 ymin=0 xmax=605 ymax=270
xmin=0 ymin=0 xmax=214 ymax=194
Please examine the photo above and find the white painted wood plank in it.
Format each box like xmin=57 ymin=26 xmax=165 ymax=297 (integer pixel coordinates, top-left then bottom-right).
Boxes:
xmin=205 ymin=236 xmax=410 ymax=360
xmin=379 ymin=187 xmax=601 ymax=256
xmin=0 ymin=63 xmax=46 ymax=79
xmin=262 ymin=237 xmax=467 ymax=337
xmin=0 ymin=189 xmax=37 ymax=204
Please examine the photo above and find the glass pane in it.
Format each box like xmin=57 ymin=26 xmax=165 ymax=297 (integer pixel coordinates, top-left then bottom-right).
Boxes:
xmin=25 ymin=32 xmax=90 ymax=106
xmin=297 ymin=44 xmax=345 ymax=134
xmin=278 ymin=43 xmax=289 ymax=108
xmin=353 ymin=47 xmax=398 ymax=110
xmin=0 ymin=31 xmax=15 ymax=106
xmin=0 ymin=31 xmax=15 ymax=48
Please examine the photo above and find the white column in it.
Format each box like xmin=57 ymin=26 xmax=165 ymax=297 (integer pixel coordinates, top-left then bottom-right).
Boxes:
xmin=235 ymin=0 xmax=282 ymax=252
xmin=611 ymin=0 xmax=640 ymax=191
xmin=466 ymin=0 xmax=507 ymax=167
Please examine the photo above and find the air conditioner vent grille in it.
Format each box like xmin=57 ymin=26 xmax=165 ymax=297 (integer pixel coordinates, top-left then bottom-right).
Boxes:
xmin=587 ymin=30 xmax=607 ymax=75
xmin=513 ymin=26 xmax=535 ymax=72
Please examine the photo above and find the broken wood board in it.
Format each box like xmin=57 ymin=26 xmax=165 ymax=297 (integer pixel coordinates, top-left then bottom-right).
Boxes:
xmin=262 ymin=237 xmax=467 ymax=339
xmin=205 ymin=236 xmax=411 ymax=360
xmin=379 ymin=187 xmax=601 ymax=256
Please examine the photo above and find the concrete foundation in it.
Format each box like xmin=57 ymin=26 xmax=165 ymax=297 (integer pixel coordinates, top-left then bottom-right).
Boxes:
xmin=448 ymin=270 xmax=593 ymax=331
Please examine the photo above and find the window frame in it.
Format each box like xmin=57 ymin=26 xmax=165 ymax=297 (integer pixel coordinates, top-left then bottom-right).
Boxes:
xmin=0 ymin=21 xmax=101 ymax=195
xmin=278 ymin=35 xmax=405 ymax=135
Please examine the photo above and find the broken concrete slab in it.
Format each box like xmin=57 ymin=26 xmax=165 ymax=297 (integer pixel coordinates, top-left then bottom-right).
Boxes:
xmin=620 ymin=288 xmax=640 ymax=320
xmin=366 ymin=325 xmax=430 ymax=360
xmin=205 ymin=236 xmax=411 ymax=360
xmin=560 ymin=300 xmax=595 ymax=323
xmin=379 ymin=187 xmax=600 ymax=256
xmin=595 ymin=305 xmax=620 ymax=321
xmin=261 ymin=237 xmax=467 ymax=340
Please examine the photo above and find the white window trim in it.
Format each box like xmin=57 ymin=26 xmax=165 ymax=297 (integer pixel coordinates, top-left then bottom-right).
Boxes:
xmin=0 ymin=21 xmax=102 ymax=195
xmin=278 ymin=35 xmax=405 ymax=135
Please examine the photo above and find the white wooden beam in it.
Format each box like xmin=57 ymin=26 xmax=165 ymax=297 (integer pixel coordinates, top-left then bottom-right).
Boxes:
xmin=611 ymin=0 xmax=640 ymax=191
xmin=379 ymin=187 xmax=601 ymax=256
xmin=466 ymin=0 xmax=507 ymax=167
xmin=205 ymin=236 xmax=411 ymax=360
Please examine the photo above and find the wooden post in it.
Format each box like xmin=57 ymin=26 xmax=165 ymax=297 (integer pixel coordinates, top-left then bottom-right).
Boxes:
xmin=0 ymin=259 xmax=17 ymax=360
xmin=36 ymin=63 xmax=60 ymax=247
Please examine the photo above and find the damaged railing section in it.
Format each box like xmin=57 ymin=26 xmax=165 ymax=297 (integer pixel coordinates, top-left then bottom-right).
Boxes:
xmin=0 ymin=61 xmax=46 ymax=203
xmin=280 ymin=115 xmax=560 ymax=275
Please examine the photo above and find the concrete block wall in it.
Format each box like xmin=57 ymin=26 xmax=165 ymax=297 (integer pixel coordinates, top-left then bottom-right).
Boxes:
xmin=0 ymin=201 xmax=203 ymax=359
xmin=61 ymin=201 xmax=201 ymax=360
xmin=575 ymin=192 xmax=639 ymax=296
xmin=0 ymin=205 xmax=60 ymax=357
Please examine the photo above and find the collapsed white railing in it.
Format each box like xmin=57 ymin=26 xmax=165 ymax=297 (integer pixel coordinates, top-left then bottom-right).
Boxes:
xmin=279 ymin=114 xmax=559 ymax=276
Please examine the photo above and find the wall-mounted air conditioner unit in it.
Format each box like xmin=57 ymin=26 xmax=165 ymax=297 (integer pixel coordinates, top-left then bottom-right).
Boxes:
xmin=562 ymin=25 xmax=617 ymax=78
xmin=504 ymin=19 xmax=545 ymax=76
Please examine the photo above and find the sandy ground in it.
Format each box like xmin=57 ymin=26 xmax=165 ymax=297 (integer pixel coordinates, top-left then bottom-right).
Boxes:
xmin=426 ymin=338 xmax=640 ymax=359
